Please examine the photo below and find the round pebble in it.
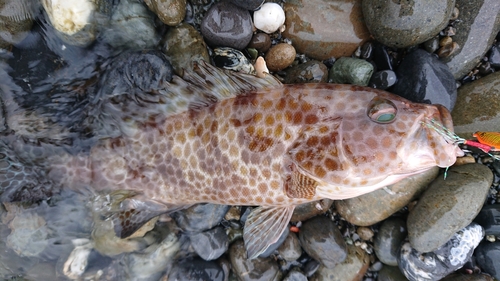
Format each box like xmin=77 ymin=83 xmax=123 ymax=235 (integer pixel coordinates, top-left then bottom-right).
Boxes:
xmin=189 ymin=226 xmax=228 ymax=261
xmin=201 ymin=1 xmax=253 ymax=50
xmin=248 ymin=33 xmax=272 ymax=53
xmin=356 ymin=226 xmax=374 ymax=241
xmin=213 ymin=47 xmax=255 ymax=74
xmin=373 ymin=217 xmax=407 ymax=266
xmin=143 ymin=0 xmax=187 ymax=26
xmin=437 ymin=42 xmax=460 ymax=58
xmin=284 ymin=60 xmax=328 ymax=84
xmin=231 ymin=0 xmax=264 ymax=10
xmin=329 ymin=57 xmax=374 ymax=86
xmin=474 ymin=204 xmax=500 ymax=236
xmin=298 ymin=216 xmax=347 ymax=269
xmin=377 ymin=265 xmax=409 ymax=281
xmin=398 ymin=223 xmax=484 ymax=281
xmin=474 ymin=241 xmax=500 ymax=280
xmin=392 ymin=48 xmax=457 ymax=111
xmin=276 ymin=232 xmax=302 ymax=262
xmin=172 ymin=204 xmax=230 ymax=233
xmin=265 ymin=43 xmax=296 ymax=72
xmin=253 ymin=3 xmax=285 ymax=34
xmin=310 ymin=245 xmax=370 ymax=281
xmin=368 ymin=70 xmax=397 ymax=90
xmin=168 ymin=258 xmax=225 ymax=281
xmin=291 ymin=199 xmax=333 ymax=222
xmin=361 ymin=0 xmax=455 ymax=48
xmin=229 ymin=240 xmax=282 ymax=281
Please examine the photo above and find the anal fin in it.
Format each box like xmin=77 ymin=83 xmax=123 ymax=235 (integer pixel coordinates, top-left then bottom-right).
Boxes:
xmin=98 ymin=191 xmax=189 ymax=239
xmin=243 ymin=205 xmax=295 ymax=259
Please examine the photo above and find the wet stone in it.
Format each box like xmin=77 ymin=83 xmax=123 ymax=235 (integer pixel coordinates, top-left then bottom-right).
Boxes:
xmin=474 ymin=204 xmax=500 ymax=236
xmin=282 ymin=268 xmax=308 ymax=281
xmin=488 ymin=43 xmax=500 ymax=68
xmin=356 ymin=226 xmax=374 ymax=241
xmin=265 ymin=43 xmax=296 ymax=72
xmin=361 ymin=0 xmax=454 ymax=48
xmin=102 ymin=0 xmax=160 ymax=50
xmin=172 ymin=203 xmax=230 ymax=233
xmin=200 ymin=0 xmax=253 ymax=50
xmin=371 ymin=41 xmax=396 ymax=71
xmin=474 ymin=241 xmax=500 ymax=280
xmin=423 ymin=36 xmax=441 ymax=54
xmin=407 ymin=164 xmax=493 ymax=253
xmin=368 ymin=70 xmax=397 ymax=90
xmin=290 ymin=199 xmax=333 ymax=222
xmin=168 ymin=257 xmax=225 ymax=281
xmin=231 ymin=0 xmax=264 ymax=10
xmin=144 ymin=0 xmax=187 ymax=26
xmin=276 ymin=232 xmax=302 ymax=262
xmin=377 ymin=265 xmax=408 ymax=281
xmin=441 ymin=273 xmax=496 ymax=281
xmin=392 ymin=49 xmax=457 ymax=111
xmin=452 ymin=71 xmax=500 ymax=139
xmin=229 ymin=239 xmax=281 ymax=281
xmin=373 ymin=217 xmax=407 ymax=267
xmin=284 ymin=60 xmax=328 ymax=84
xmin=310 ymin=244 xmax=370 ymax=281
xmin=298 ymin=216 xmax=347 ymax=269
xmin=248 ymin=33 xmax=272 ymax=53
xmin=161 ymin=23 xmax=210 ymax=76
xmin=336 ymin=167 xmax=439 ymax=226
xmin=399 ymin=223 xmax=485 ymax=281
xmin=441 ymin=0 xmax=500 ymax=79
xmin=0 ymin=0 xmax=36 ymax=49
xmin=283 ymin=0 xmax=370 ymax=60
xmin=189 ymin=226 xmax=228 ymax=261
xmin=329 ymin=57 xmax=374 ymax=86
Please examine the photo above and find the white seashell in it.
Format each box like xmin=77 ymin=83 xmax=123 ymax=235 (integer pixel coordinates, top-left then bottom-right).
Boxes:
xmin=254 ymin=56 xmax=269 ymax=78
xmin=253 ymin=3 xmax=285 ymax=34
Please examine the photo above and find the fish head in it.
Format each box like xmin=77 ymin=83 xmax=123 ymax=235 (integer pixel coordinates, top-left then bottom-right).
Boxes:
xmin=287 ymin=85 xmax=463 ymax=197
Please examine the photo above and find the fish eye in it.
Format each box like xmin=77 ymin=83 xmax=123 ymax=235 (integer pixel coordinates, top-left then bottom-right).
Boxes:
xmin=367 ymin=98 xmax=398 ymax=124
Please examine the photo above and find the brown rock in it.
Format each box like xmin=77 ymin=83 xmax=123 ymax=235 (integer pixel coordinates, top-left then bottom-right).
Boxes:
xmin=310 ymin=244 xmax=370 ymax=281
xmin=282 ymin=0 xmax=370 ymax=60
xmin=265 ymin=43 xmax=296 ymax=72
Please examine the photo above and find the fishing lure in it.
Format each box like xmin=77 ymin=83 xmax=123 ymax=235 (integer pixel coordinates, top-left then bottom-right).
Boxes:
xmin=473 ymin=131 xmax=500 ymax=150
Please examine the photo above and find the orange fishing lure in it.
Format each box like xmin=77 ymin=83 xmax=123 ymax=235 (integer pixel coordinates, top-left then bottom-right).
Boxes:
xmin=473 ymin=131 xmax=500 ymax=150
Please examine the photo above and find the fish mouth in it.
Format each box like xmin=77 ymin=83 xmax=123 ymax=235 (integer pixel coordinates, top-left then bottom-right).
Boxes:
xmin=422 ymin=104 xmax=464 ymax=158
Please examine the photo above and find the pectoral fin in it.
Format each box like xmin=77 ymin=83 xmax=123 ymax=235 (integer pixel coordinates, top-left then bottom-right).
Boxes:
xmin=285 ymin=165 xmax=318 ymax=199
xmin=243 ymin=205 xmax=295 ymax=259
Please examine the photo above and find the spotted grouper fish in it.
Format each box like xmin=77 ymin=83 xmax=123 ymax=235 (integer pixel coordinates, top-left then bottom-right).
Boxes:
xmin=7 ymin=59 xmax=463 ymax=259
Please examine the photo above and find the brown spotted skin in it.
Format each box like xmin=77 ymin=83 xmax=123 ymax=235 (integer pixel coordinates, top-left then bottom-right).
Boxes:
xmin=50 ymin=84 xmax=462 ymax=206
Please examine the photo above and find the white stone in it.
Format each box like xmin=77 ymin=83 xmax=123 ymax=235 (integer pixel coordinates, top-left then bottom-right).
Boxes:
xmin=41 ymin=0 xmax=95 ymax=35
xmin=253 ymin=3 xmax=285 ymax=34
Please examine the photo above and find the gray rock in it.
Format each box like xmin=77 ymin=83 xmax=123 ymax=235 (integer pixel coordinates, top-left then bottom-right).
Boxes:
xmin=213 ymin=47 xmax=255 ymax=74
xmin=441 ymin=273 xmax=495 ymax=281
xmin=474 ymin=204 xmax=500 ymax=236
xmin=335 ymin=167 xmax=439 ymax=226
xmin=441 ymin=0 xmax=500 ymax=79
xmin=284 ymin=61 xmax=329 ymax=84
xmin=451 ymin=71 xmax=500 ymax=139
xmin=161 ymin=23 xmax=210 ymax=76
xmin=276 ymin=232 xmax=302 ymax=262
xmin=0 ymin=0 xmax=36 ymax=49
xmin=200 ymin=1 xmax=253 ymax=50
xmin=474 ymin=241 xmax=500 ymax=280
xmin=399 ymin=223 xmax=484 ymax=281
xmin=172 ymin=203 xmax=230 ymax=233
xmin=189 ymin=226 xmax=228 ymax=261
xmin=368 ymin=70 xmax=397 ymax=90
xmin=309 ymin=244 xmax=370 ymax=281
xmin=373 ymin=217 xmax=407 ymax=266
xmin=291 ymin=199 xmax=333 ymax=222
xmin=258 ymin=226 xmax=289 ymax=258
xmin=329 ymin=57 xmax=374 ymax=86
xmin=298 ymin=216 xmax=347 ymax=269
xmin=391 ymin=49 xmax=457 ymax=111
xmin=407 ymin=164 xmax=492 ymax=252
xmin=231 ymin=0 xmax=264 ymax=10
xmin=282 ymin=268 xmax=308 ymax=281
xmin=168 ymin=257 xmax=225 ymax=281
xmin=229 ymin=240 xmax=281 ymax=281
xmin=377 ymin=265 xmax=408 ymax=281
xmin=102 ymin=0 xmax=160 ymax=50
xmin=361 ymin=0 xmax=455 ymax=48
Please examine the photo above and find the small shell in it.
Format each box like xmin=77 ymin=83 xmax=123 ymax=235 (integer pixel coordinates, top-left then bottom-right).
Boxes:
xmin=254 ymin=56 xmax=269 ymax=78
